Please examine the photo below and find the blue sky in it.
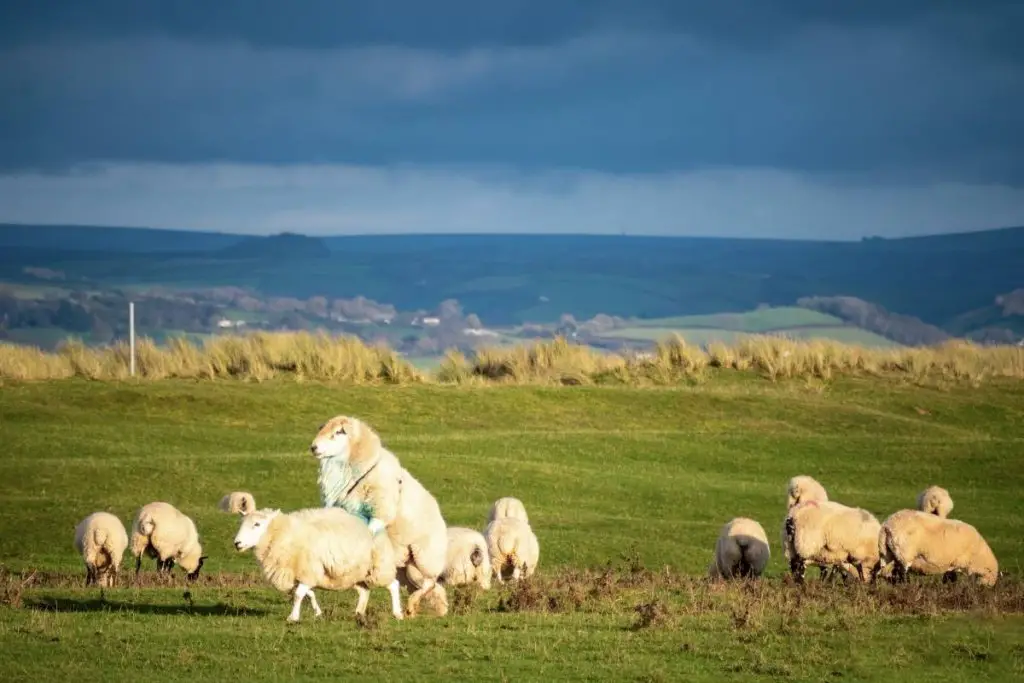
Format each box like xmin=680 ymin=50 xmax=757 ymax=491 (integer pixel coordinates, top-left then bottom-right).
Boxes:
xmin=1 ymin=1 xmax=1023 ymax=239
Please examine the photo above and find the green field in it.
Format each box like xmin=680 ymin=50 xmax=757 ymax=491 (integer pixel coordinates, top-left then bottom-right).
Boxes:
xmin=1 ymin=378 xmax=1023 ymax=681
xmin=591 ymin=307 xmax=902 ymax=349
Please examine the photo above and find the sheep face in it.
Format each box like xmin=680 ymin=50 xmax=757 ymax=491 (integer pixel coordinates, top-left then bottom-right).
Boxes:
xmin=309 ymin=415 xmax=380 ymax=466
xmin=234 ymin=509 xmax=281 ymax=551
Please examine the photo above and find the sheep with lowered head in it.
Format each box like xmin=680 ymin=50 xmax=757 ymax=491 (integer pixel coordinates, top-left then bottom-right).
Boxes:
xmin=129 ymin=501 xmax=207 ymax=580
xmin=310 ymin=414 xmax=449 ymax=618
xmin=442 ymin=526 xmax=492 ymax=589
xmin=218 ymin=491 xmax=256 ymax=516
xmin=878 ymin=509 xmax=998 ymax=587
xmin=484 ymin=516 xmax=539 ymax=583
xmin=916 ymin=485 xmax=953 ymax=519
xmin=783 ymin=500 xmax=881 ymax=583
xmin=74 ymin=511 xmax=129 ymax=588
xmin=708 ymin=517 xmax=770 ymax=580
xmin=487 ymin=497 xmax=529 ymax=524
xmin=233 ymin=506 xmax=403 ymax=622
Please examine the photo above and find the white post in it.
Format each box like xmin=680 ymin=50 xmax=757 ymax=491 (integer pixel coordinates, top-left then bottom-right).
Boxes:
xmin=129 ymin=301 xmax=136 ymax=377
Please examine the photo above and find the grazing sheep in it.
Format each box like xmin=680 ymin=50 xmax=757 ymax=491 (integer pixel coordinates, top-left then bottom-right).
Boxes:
xmin=786 ymin=475 xmax=829 ymax=510
xmin=783 ymin=500 xmax=881 ymax=583
xmin=129 ymin=502 xmax=207 ymax=580
xmin=310 ymin=414 xmax=449 ymax=617
xmin=218 ymin=491 xmax=256 ymax=516
xmin=708 ymin=517 xmax=770 ymax=580
xmin=74 ymin=512 xmax=129 ymax=588
xmin=234 ymin=507 xmax=403 ymax=623
xmin=487 ymin=497 xmax=529 ymax=524
xmin=916 ymin=486 xmax=954 ymax=519
xmin=441 ymin=526 xmax=492 ymax=590
xmin=483 ymin=516 xmax=539 ymax=582
xmin=878 ymin=509 xmax=998 ymax=587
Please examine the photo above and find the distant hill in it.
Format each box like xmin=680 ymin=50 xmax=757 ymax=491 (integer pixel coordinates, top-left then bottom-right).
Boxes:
xmin=0 ymin=223 xmax=244 ymax=253
xmin=0 ymin=223 xmax=1022 ymax=329
xmin=218 ymin=232 xmax=331 ymax=260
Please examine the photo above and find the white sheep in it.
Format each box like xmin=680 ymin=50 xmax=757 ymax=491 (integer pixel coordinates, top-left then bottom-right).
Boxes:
xmin=440 ymin=526 xmax=492 ymax=590
xmin=786 ymin=475 xmax=829 ymax=510
xmin=74 ymin=511 xmax=129 ymax=588
xmin=483 ymin=516 xmax=539 ymax=582
xmin=218 ymin=491 xmax=256 ymax=516
xmin=487 ymin=497 xmax=529 ymax=524
xmin=878 ymin=509 xmax=998 ymax=587
xmin=233 ymin=506 xmax=403 ymax=622
xmin=129 ymin=502 xmax=207 ymax=580
xmin=311 ymin=414 xmax=449 ymax=618
xmin=708 ymin=517 xmax=770 ymax=580
xmin=783 ymin=500 xmax=881 ymax=583
xmin=916 ymin=485 xmax=954 ymax=518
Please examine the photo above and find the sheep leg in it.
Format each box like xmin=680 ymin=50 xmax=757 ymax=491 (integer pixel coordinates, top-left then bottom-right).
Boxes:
xmin=307 ymin=589 xmax=323 ymax=618
xmin=511 ymin=564 xmax=522 ymax=581
xmin=387 ymin=579 xmax=405 ymax=620
xmin=353 ymin=585 xmax=370 ymax=617
xmin=405 ymin=577 xmax=437 ymax=617
xmin=287 ymin=583 xmax=311 ymax=623
xmin=85 ymin=565 xmax=97 ymax=586
xmin=942 ymin=570 xmax=959 ymax=584
xmin=790 ymin=556 xmax=807 ymax=584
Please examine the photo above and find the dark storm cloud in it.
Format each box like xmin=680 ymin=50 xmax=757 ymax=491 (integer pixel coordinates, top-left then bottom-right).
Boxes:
xmin=0 ymin=0 xmax=1022 ymax=183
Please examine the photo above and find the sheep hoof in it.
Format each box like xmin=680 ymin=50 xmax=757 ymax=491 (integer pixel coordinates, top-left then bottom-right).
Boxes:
xmin=392 ymin=610 xmax=404 ymax=621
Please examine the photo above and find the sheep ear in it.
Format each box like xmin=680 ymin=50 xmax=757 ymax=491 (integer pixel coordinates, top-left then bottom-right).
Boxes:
xmin=350 ymin=419 xmax=381 ymax=465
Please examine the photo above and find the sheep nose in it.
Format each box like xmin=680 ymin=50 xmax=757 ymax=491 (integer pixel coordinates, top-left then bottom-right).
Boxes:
xmin=234 ymin=541 xmax=243 ymax=550
xmin=310 ymin=444 xmax=318 ymax=455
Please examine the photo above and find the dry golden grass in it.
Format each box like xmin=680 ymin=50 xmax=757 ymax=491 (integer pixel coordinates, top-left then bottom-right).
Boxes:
xmin=1 ymin=331 xmax=1022 ymax=385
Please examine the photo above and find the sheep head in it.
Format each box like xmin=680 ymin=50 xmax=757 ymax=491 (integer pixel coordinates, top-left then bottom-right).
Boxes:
xmin=309 ymin=415 xmax=382 ymax=469
xmin=234 ymin=508 xmax=282 ymax=551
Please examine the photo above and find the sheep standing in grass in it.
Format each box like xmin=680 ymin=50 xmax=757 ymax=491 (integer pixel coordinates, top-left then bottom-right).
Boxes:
xmin=708 ymin=517 xmax=770 ymax=580
xmin=129 ymin=502 xmax=207 ymax=580
xmin=786 ymin=475 xmax=829 ymax=510
xmin=74 ymin=512 xmax=128 ymax=588
xmin=484 ymin=516 xmax=539 ymax=583
xmin=440 ymin=527 xmax=492 ymax=590
xmin=234 ymin=507 xmax=402 ymax=622
xmin=310 ymin=415 xmax=449 ymax=617
xmin=916 ymin=486 xmax=954 ymax=519
xmin=783 ymin=475 xmax=834 ymax=578
xmin=783 ymin=500 xmax=881 ymax=583
xmin=218 ymin=491 xmax=256 ymax=516
xmin=488 ymin=497 xmax=529 ymax=524
xmin=878 ymin=509 xmax=998 ymax=587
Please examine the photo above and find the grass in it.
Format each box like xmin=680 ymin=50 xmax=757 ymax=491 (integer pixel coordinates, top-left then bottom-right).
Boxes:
xmin=1 ymin=331 xmax=1023 ymax=386
xmin=0 ymin=377 xmax=1023 ymax=681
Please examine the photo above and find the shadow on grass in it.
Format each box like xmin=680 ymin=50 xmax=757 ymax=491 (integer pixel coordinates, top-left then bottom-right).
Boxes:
xmin=24 ymin=597 xmax=267 ymax=617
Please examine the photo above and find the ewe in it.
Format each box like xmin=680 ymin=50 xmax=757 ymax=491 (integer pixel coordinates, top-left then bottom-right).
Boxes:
xmin=708 ymin=517 xmax=770 ymax=580
xmin=129 ymin=502 xmax=206 ymax=580
xmin=234 ymin=507 xmax=402 ymax=622
xmin=783 ymin=500 xmax=881 ymax=583
xmin=74 ymin=511 xmax=128 ymax=588
xmin=878 ymin=509 xmax=998 ymax=587
xmin=218 ymin=491 xmax=256 ymax=516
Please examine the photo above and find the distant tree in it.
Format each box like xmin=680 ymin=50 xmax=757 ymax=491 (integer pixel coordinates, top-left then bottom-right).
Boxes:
xmin=464 ymin=313 xmax=483 ymax=329
xmin=306 ymin=296 xmax=329 ymax=317
xmin=438 ymin=299 xmax=463 ymax=320
xmin=90 ymin=316 xmax=115 ymax=344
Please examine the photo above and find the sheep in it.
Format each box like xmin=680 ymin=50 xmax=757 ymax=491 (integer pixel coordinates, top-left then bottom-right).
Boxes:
xmin=441 ymin=526 xmax=492 ymax=590
xmin=218 ymin=491 xmax=256 ymax=516
xmin=878 ymin=509 xmax=998 ymax=587
xmin=786 ymin=475 xmax=829 ymax=510
xmin=310 ymin=414 xmax=449 ymax=617
xmin=916 ymin=485 xmax=954 ymax=519
xmin=708 ymin=517 xmax=770 ymax=580
xmin=129 ymin=502 xmax=207 ymax=581
xmin=487 ymin=497 xmax=529 ymax=524
xmin=783 ymin=500 xmax=881 ymax=583
xmin=74 ymin=511 xmax=129 ymax=588
xmin=233 ymin=506 xmax=403 ymax=623
xmin=483 ymin=516 xmax=539 ymax=583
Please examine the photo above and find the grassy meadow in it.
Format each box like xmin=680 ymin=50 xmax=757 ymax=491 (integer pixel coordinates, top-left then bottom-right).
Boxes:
xmin=1 ymin=367 xmax=1023 ymax=681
